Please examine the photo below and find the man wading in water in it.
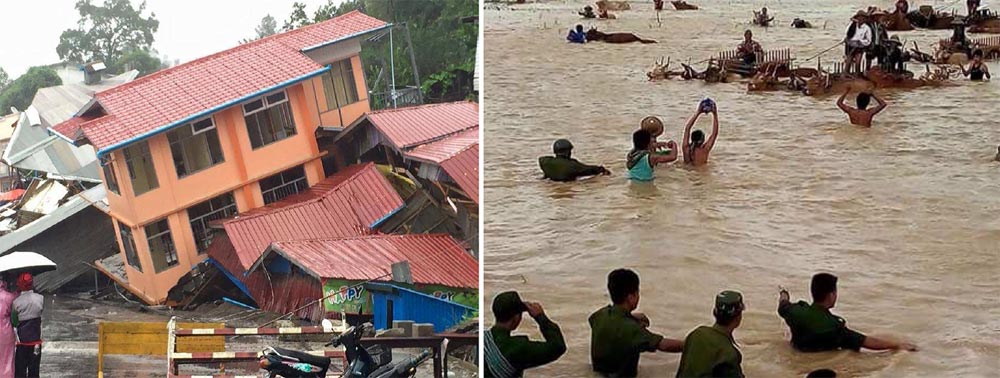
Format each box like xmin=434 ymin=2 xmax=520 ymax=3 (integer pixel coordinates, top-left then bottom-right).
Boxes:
xmin=683 ymin=100 xmax=720 ymax=166
xmin=539 ymin=139 xmax=610 ymax=181
xmin=485 ymin=291 xmax=566 ymax=377
xmin=778 ymin=273 xmax=918 ymax=353
xmin=676 ymin=291 xmax=746 ymax=378
xmin=837 ymin=89 xmax=887 ymax=127
xmin=590 ymin=269 xmax=684 ymax=377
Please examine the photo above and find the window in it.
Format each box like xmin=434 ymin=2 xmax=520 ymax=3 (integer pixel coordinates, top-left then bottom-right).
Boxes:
xmin=145 ymin=219 xmax=178 ymax=273
xmin=123 ymin=142 xmax=159 ymax=196
xmin=321 ymin=59 xmax=360 ymax=110
xmin=119 ymin=222 xmax=142 ymax=272
xmin=243 ymin=91 xmax=297 ymax=149
xmin=101 ymin=156 xmax=120 ymax=195
xmin=168 ymin=117 xmax=225 ymax=177
xmin=260 ymin=165 xmax=308 ymax=204
xmin=188 ymin=192 xmax=237 ymax=253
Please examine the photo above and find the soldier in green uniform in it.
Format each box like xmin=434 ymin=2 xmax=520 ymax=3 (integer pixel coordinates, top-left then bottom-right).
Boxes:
xmin=485 ymin=291 xmax=567 ymax=377
xmin=778 ymin=273 xmax=918 ymax=352
xmin=539 ymin=139 xmax=611 ymax=181
xmin=589 ymin=268 xmax=684 ymax=377
xmin=675 ymin=290 xmax=745 ymax=378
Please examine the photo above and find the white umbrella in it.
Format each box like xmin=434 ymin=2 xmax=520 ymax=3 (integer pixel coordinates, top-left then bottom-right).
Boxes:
xmin=0 ymin=252 xmax=57 ymax=275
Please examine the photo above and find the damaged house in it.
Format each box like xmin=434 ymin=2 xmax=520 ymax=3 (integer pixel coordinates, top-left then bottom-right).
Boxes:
xmin=0 ymin=67 xmax=139 ymax=292
xmin=331 ymin=102 xmax=480 ymax=254
xmin=47 ymin=11 xmax=479 ymax=308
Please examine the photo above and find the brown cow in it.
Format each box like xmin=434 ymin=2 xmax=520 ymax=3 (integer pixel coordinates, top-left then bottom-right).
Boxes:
xmin=586 ymin=28 xmax=657 ymax=43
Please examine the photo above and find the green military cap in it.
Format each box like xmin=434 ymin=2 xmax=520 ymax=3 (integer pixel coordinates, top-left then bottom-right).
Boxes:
xmin=715 ymin=290 xmax=744 ymax=316
xmin=492 ymin=291 xmax=528 ymax=320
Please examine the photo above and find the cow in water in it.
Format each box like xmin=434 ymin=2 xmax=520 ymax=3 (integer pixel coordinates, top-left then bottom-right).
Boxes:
xmin=586 ymin=28 xmax=657 ymax=43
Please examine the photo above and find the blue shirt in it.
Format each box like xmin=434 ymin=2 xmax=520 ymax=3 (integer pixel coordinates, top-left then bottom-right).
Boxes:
xmin=626 ymin=150 xmax=654 ymax=181
xmin=567 ymin=30 xmax=586 ymax=44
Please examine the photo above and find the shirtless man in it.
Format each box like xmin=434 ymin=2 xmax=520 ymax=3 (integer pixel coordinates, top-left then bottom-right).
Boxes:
xmin=837 ymin=89 xmax=887 ymax=127
xmin=682 ymin=101 xmax=720 ymax=166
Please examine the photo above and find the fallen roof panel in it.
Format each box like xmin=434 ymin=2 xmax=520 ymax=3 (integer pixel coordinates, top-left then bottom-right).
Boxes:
xmin=257 ymin=234 xmax=478 ymax=289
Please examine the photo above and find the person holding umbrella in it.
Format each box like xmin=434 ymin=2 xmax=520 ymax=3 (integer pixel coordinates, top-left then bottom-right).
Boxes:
xmin=13 ymin=273 xmax=43 ymax=378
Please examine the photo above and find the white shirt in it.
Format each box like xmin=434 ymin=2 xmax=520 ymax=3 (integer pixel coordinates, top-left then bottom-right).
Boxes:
xmin=850 ymin=23 xmax=873 ymax=46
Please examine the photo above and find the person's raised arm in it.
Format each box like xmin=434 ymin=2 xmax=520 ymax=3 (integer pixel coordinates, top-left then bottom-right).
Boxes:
xmin=682 ymin=111 xmax=699 ymax=155
xmin=862 ymin=335 xmax=918 ymax=351
xmin=658 ymin=337 xmax=684 ymax=353
xmin=777 ymin=287 xmax=792 ymax=317
xmin=984 ymin=64 xmax=992 ymax=80
xmin=512 ymin=302 xmax=568 ymax=369
xmin=704 ymin=108 xmax=720 ymax=151
xmin=871 ymin=93 xmax=888 ymax=115
xmin=837 ymin=89 xmax=852 ymax=113
xmin=650 ymin=140 xmax=679 ymax=165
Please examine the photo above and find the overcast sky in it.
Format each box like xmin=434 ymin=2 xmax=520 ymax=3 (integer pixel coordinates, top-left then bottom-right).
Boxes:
xmin=0 ymin=0 xmax=339 ymax=78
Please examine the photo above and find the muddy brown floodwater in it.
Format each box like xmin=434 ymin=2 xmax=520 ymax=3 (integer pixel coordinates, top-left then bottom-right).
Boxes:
xmin=483 ymin=0 xmax=1000 ymax=377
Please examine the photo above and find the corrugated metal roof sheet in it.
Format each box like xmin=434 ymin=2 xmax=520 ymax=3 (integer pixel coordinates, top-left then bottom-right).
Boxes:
xmin=262 ymin=234 xmax=478 ymax=289
xmin=219 ymin=162 xmax=404 ymax=272
xmin=363 ymin=101 xmax=479 ymax=149
xmin=404 ymin=127 xmax=478 ymax=164
xmin=51 ymin=11 xmax=387 ymax=152
xmin=440 ymin=144 xmax=479 ymax=204
xmin=404 ymin=128 xmax=479 ymax=204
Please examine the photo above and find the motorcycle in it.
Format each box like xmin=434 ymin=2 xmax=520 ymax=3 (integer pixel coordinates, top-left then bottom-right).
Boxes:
xmin=259 ymin=322 xmax=431 ymax=378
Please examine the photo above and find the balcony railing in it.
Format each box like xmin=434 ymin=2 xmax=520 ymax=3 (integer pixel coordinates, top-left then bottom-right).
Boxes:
xmin=369 ymin=86 xmax=423 ymax=110
xmin=261 ymin=177 xmax=309 ymax=205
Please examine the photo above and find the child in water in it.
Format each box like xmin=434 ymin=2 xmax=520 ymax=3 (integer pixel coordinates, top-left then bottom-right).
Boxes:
xmin=627 ymin=127 xmax=677 ymax=181
xmin=683 ymin=99 xmax=720 ymax=165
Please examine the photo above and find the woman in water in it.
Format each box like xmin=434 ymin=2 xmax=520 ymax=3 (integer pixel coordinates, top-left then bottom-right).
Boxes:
xmin=626 ymin=129 xmax=677 ymax=181
xmin=961 ymin=50 xmax=991 ymax=81
xmin=682 ymin=101 xmax=720 ymax=166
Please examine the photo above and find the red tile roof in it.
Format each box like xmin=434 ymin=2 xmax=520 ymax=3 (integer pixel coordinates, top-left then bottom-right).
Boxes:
xmin=260 ymin=234 xmax=478 ymax=289
xmin=51 ymin=11 xmax=388 ymax=153
xmin=362 ymin=101 xmax=479 ymax=149
xmin=217 ymin=162 xmax=404 ymax=272
xmin=404 ymin=128 xmax=479 ymax=204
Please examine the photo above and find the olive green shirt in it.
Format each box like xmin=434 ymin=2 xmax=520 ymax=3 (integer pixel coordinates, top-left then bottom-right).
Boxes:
xmin=778 ymin=300 xmax=866 ymax=352
xmin=589 ymin=305 xmax=664 ymax=377
xmin=539 ymin=156 xmax=606 ymax=182
xmin=675 ymin=325 xmax=743 ymax=378
xmin=486 ymin=314 xmax=567 ymax=377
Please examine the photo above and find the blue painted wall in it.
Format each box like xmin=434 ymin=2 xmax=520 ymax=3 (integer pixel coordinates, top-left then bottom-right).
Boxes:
xmin=369 ymin=283 xmax=476 ymax=333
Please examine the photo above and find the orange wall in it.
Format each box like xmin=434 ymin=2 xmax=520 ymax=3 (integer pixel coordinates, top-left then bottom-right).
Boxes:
xmin=100 ymin=52 xmax=371 ymax=303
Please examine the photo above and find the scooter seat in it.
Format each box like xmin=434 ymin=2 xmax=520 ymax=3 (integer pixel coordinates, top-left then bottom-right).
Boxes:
xmin=269 ymin=346 xmax=332 ymax=370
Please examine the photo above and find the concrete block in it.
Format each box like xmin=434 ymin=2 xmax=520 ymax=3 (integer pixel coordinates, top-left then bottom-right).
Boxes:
xmin=393 ymin=320 xmax=414 ymax=337
xmin=413 ymin=323 xmax=435 ymax=337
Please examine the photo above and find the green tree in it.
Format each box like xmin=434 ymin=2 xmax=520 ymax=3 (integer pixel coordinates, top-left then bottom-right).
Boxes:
xmin=0 ymin=67 xmax=9 ymax=91
xmin=294 ymin=0 xmax=478 ymax=103
xmin=56 ymin=0 xmax=160 ymax=74
xmin=0 ymin=67 xmax=63 ymax=116
xmin=282 ymin=2 xmax=310 ymax=31
xmin=256 ymin=14 xmax=278 ymax=39
xmin=117 ymin=48 xmax=164 ymax=77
